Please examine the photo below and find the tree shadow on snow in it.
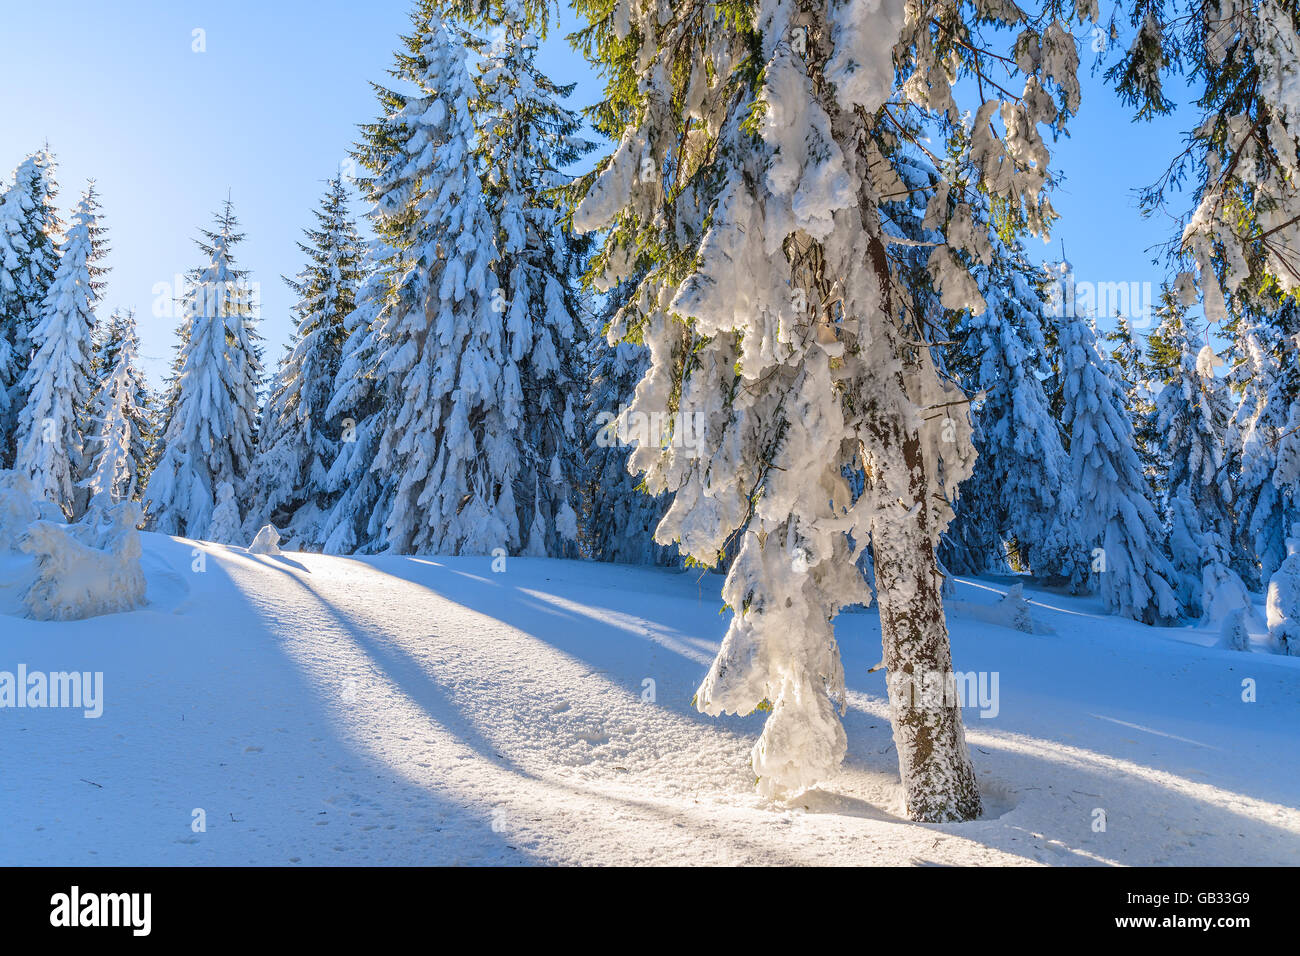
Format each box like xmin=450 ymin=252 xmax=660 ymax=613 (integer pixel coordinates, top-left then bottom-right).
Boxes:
xmin=134 ymin=537 xmax=524 ymax=865
xmin=343 ymin=554 xmax=1300 ymax=867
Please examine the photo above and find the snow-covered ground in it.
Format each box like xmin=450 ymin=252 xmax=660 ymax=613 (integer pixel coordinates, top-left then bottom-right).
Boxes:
xmin=2 ymin=531 xmax=1297 ymax=866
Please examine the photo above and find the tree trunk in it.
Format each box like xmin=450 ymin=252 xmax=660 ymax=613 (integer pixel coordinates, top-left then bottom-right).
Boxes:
xmin=793 ymin=3 xmax=982 ymax=822
xmin=869 ymin=422 xmax=983 ymax=823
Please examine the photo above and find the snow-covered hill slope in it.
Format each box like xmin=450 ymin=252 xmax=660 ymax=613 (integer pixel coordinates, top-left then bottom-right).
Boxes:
xmin=2 ymin=532 xmax=1297 ymax=866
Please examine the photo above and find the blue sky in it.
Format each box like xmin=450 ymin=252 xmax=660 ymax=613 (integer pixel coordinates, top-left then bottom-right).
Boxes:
xmin=0 ymin=0 xmax=1196 ymax=387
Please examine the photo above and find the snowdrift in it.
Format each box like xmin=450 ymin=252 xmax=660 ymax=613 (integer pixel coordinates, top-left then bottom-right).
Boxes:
xmin=20 ymin=500 xmax=147 ymax=621
xmin=0 ymin=470 xmax=147 ymax=621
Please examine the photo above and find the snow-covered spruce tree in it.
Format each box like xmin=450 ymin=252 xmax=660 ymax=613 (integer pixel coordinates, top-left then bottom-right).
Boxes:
xmin=572 ymin=0 xmax=1088 ymax=819
xmin=951 ymin=245 xmax=1080 ymax=581
xmin=1226 ymin=303 xmax=1300 ymax=586
xmin=1104 ymin=2 xmax=1300 ymax=596
xmin=143 ymin=201 xmax=262 ymax=542
xmin=98 ymin=311 xmax=157 ymax=498
xmin=0 ymin=149 xmax=61 ymax=467
xmin=80 ymin=309 xmax=153 ymax=507
xmin=584 ymin=281 xmax=679 ymax=566
xmin=244 ymin=176 xmax=362 ymax=547
xmin=1105 ymin=313 xmax=1163 ymax=507
xmin=471 ymin=5 xmax=591 ymax=556
xmin=1107 ymin=0 xmax=1300 ymax=579
xmin=1060 ymin=311 xmax=1179 ymax=623
xmin=1267 ymin=317 xmax=1300 ymax=589
xmin=351 ymin=9 xmax=518 ymax=555
xmin=320 ymin=241 xmax=393 ymax=554
xmin=1145 ymin=294 xmax=1198 ymax=607
xmin=14 ymin=184 xmax=106 ymax=518
xmin=1154 ymin=306 xmax=1247 ymax=621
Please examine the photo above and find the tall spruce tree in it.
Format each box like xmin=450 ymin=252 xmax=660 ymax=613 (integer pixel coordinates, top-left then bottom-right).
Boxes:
xmin=321 ymin=242 xmax=393 ymax=554
xmin=1061 ymin=311 xmax=1180 ymax=623
xmin=245 ymin=175 xmax=362 ymax=547
xmin=1106 ymin=313 xmax=1163 ymax=507
xmin=1156 ymin=325 xmax=1246 ymax=621
xmin=472 ymin=4 xmax=591 ymax=556
xmin=351 ymin=9 xmax=514 ymax=555
xmin=0 ymin=149 xmax=61 ymax=467
xmin=952 ymin=247 xmax=1080 ymax=581
xmin=14 ymin=183 xmax=105 ymax=517
xmin=143 ymin=200 xmax=262 ymax=542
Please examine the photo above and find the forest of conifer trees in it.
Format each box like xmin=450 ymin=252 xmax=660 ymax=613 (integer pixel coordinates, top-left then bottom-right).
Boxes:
xmin=3 ymin=0 xmax=1300 ymax=829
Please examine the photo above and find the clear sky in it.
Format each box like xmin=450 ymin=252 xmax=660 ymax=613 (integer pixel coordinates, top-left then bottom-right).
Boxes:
xmin=0 ymin=0 xmax=1198 ymax=388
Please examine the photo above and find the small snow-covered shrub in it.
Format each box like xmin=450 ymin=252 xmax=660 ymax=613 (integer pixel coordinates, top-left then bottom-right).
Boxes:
xmin=20 ymin=500 xmax=146 ymax=621
xmin=1200 ymin=561 xmax=1253 ymax=628
xmin=247 ymin=524 xmax=282 ymax=556
xmin=1218 ymin=607 xmax=1252 ymax=652
xmin=208 ymin=481 xmax=243 ymax=545
xmin=998 ymin=583 xmax=1037 ymax=634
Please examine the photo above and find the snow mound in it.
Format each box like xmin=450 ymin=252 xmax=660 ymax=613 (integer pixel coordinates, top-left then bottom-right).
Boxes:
xmin=20 ymin=500 xmax=147 ymax=621
xmin=247 ymin=525 xmax=282 ymax=556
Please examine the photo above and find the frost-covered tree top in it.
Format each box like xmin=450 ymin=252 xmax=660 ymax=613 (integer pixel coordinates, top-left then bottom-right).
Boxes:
xmin=14 ymin=183 xmax=106 ymax=517
xmin=0 ymin=150 xmax=60 ymax=326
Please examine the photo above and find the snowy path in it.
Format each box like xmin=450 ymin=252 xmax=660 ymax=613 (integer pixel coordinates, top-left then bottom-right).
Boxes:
xmin=2 ymin=534 xmax=1298 ymax=865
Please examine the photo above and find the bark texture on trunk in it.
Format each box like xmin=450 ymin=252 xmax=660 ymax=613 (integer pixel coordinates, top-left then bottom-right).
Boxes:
xmin=869 ymin=422 xmax=983 ymax=823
